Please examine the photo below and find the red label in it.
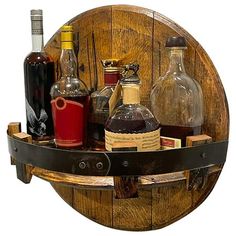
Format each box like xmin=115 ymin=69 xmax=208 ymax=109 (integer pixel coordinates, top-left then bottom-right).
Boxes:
xmin=104 ymin=72 xmax=121 ymax=86
xmin=161 ymin=138 xmax=175 ymax=148
xmin=51 ymin=97 xmax=84 ymax=147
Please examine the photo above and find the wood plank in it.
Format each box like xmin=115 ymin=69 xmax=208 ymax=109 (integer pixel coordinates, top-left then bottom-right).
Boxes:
xmin=33 ymin=167 xmax=184 ymax=189
xmin=142 ymin=172 xmax=185 ymax=185
xmin=32 ymin=167 xmax=220 ymax=189
xmin=112 ymin=5 xmax=154 ymax=105
xmin=32 ymin=167 xmax=114 ymax=189
xmin=45 ymin=6 xmax=112 ymax=91
xmin=70 ymin=6 xmax=112 ymax=91
xmin=152 ymin=180 xmax=192 ymax=229
xmin=185 ymin=134 xmax=213 ymax=190
xmin=51 ymin=183 xmax=74 ymax=206
xmin=195 ymin=45 xmax=229 ymax=141
xmin=8 ymin=122 xmax=21 ymax=135
xmin=153 ymin=12 xmax=198 ymax=80
xmin=44 ymin=32 xmax=60 ymax=82
xmin=13 ymin=132 xmax=33 ymax=183
xmin=8 ymin=122 xmax=21 ymax=165
xmin=73 ymin=189 xmax=113 ymax=227
xmin=113 ymin=189 xmax=152 ymax=230
xmin=192 ymin=171 xmax=221 ymax=208
xmin=113 ymin=176 xmax=138 ymax=199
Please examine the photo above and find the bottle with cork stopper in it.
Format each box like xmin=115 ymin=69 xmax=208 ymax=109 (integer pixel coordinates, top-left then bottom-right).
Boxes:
xmin=150 ymin=36 xmax=204 ymax=146
xmin=105 ymin=63 xmax=160 ymax=152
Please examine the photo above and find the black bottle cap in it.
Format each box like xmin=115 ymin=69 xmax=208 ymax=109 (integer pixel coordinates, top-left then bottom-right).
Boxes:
xmin=165 ymin=36 xmax=186 ymax=48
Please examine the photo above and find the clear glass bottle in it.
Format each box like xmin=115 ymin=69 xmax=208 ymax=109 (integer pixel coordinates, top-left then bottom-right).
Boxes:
xmin=88 ymin=59 xmax=122 ymax=150
xmin=50 ymin=26 xmax=89 ymax=149
xmin=24 ymin=9 xmax=55 ymax=141
xmin=150 ymin=36 xmax=204 ymax=146
xmin=105 ymin=64 xmax=160 ymax=152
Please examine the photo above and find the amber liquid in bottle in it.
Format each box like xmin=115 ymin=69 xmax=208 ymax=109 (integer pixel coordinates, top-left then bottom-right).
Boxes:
xmin=106 ymin=117 xmax=159 ymax=133
xmin=88 ymin=62 xmax=121 ymax=151
xmin=105 ymin=64 xmax=161 ymax=152
xmin=150 ymin=37 xmax=204 ymax=146
xmin=24 ymin=53 xmax=54 ymax=139
xmin=88 ymin=108 xmax=109 ymax=150
xmin=161 ymin=125 xmax=201 ymax=145
xmin=50 ymin=26 xmax=89 ymax=149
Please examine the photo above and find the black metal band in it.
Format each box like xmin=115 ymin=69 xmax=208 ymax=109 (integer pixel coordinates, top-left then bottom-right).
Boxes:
xmin=8 ymin=135 xmax=228 ymax=176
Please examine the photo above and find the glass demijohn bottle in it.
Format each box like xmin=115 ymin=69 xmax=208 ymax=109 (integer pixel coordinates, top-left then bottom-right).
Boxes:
xmin=150 ymin=36 xmax=204 ymax=145
xmin=50 ymin=26 xmax=89 ymax=148
xmin=24 ymin=10 xmax=55 ymax=141
xmin=105 ymin=64 xmax=160 ymax=152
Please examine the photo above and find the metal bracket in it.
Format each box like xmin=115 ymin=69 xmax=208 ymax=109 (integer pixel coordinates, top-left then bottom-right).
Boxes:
xmin=8 ymin=134 xmax=228 ymax=177
xmin=186 ymin=167 xmax=209 ymax=191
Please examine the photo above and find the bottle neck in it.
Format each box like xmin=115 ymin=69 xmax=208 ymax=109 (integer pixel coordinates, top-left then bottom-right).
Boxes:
xmin=104 ymin=71 xmax=120 ymax=87
xmin=60 ymin=47 xmax=78 ymax=79
xmin=168 ymin=49 xmax=186 ymax=73
xmin=32 ymin=34 xmax=44 ymax=52
xmin=122 ymin=84 xmax=140 ymax=105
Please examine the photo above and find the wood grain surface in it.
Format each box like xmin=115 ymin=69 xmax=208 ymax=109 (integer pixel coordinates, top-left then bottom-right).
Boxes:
xmin=42 ymin=5 xmax=229 ymax=231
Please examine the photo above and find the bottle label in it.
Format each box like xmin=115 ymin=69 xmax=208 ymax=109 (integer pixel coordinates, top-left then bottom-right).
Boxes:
xmin=51 ymin=97 xmax=84 ymax=147
xmin=104 ymin=72 xmax=121 ymax=86
xmin=105 ymin=129 xmax=160 ymax=151
xmin=122 ymin=85 xmax=140 ymax=105
xmin=26 ymin=99 xmax=48 ymax=137
xmin=160 ymin=136 xmax=181 ymax=150
xmin=108 ymin=81 xmax=122 ymax=115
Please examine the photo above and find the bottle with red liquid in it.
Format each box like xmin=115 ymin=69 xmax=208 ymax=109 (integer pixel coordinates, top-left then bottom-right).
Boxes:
xmin=50 ymin=26 xmax=89 ymax=149
xmin=24 ymin=10 xmax=55 ymax=141
xmin=88 ymin=59 xmax=122 ymax=150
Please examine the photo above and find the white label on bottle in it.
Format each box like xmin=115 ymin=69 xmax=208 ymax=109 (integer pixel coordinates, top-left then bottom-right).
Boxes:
xmin=108 ymin=81 xmax=122 ymax=116
xmin=26 ymin=99 xmax=48 ymax=136
xmin=105 ymin=129 xmax=160 ymax=152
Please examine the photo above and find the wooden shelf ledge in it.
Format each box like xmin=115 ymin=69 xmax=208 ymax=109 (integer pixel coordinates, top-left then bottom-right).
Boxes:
xmin=31 ymin=165 xmax=221 ymax=190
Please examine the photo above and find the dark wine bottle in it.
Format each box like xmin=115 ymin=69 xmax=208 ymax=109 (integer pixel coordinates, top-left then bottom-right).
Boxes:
xmin=24 ymin=10 xmax=55 ymax=141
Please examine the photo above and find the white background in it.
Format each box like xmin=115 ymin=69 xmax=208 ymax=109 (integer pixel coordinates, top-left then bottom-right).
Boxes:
xmin=0 ymin=0 xmax=235 ymax=235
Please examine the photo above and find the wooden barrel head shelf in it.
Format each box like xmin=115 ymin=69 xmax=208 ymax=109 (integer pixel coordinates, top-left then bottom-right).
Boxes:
xmin=8 ymin=5 xmax=229 ymax=231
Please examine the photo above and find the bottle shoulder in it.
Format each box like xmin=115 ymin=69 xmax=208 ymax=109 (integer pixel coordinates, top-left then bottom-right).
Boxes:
xmin=110 ymin=104 xmax=158 ymax=121
xmin=91 ymin=86 xmax=114 ymax=98
xmin=150 ymin=73 xmax=204 ymax=127
xmin=152 ymin=72 xmax=202 ymax=95
xmin=50 ymin=77 xmax=89 ymax=98
xmin=24 ymin=51 xmax=53 ymax=64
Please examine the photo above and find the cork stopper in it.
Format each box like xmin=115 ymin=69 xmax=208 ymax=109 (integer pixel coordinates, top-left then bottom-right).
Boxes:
xmin=101 ymin=59 xmax=121 ymax=72
xmin=121 ymin=63 xmax=140 ymax=104
xmin=121 ymin=63 xmax=140 ymax=85
xmin=165 ymin=36 xmax=187 ymax=48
